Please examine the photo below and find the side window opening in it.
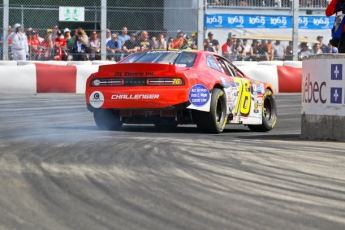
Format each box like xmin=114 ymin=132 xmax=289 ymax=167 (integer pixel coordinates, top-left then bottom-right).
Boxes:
xmin=206 ymin=55 xmax=222 ymax=72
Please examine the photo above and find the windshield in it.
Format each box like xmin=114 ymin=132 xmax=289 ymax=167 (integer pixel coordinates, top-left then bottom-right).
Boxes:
xmin=119 ymin=51 xmax=197 ymax=67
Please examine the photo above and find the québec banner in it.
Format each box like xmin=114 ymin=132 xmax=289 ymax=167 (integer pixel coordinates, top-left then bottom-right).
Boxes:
xmin=205 ymin=14 xmax=334 ymax=29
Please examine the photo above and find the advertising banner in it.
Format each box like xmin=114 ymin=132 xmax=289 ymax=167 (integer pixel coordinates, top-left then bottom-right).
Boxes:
xmin=205 ymin=14 xmax=335 ymax=29
xmin=302 ymin=59 xmax=345 ymax=116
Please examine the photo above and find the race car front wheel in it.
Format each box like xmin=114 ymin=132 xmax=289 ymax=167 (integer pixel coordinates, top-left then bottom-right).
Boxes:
xmin=194 ymin=88 xmax=227 ymax=134
xmin=93 ymin=108 xmax=123 ymax=131
xmin=248 ymin=89 xmax=277 ymax=132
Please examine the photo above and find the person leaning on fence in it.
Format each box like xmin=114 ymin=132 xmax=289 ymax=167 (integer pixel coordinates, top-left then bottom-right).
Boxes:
xmin=137 ymin=31 xmax=153 ymax=51
xmin=207 ymin=31 xmax=220 ymax=53
xmin=249 ymin=39 xmax=261 ymax=61
xmin=71 ymin=28 xmax=89 ymax=61
xmin=233 ymin=38 xmax=246 ymax=61
xmin=63 ymin=28 xmax=73 ymax=61
xmin=311 ymin=43 xmax=323 ymax=54
xmin=118 ymin=26 xmax=130 ymax=46
xmin=28 ymin=30 xmax=41 ymax=60
xmin=298 ymin=42 xmax=311 ymax=60
xmin=272 ymin=40 xmax=285 ymax=60
xmin=40 ymin=33 xmax=53 ymax=60
xmin=123 ymin=33 xmax=139 ymax=56
xmin=53 ymin=31 xmax=67 ymax=61
xmin=190 ymin=32 xmax=198 ymax=50
xmin=204 ymin=39 xmax=215 ymax=52
xmin=324 ymin=42 xmax=339 ymax=53
xmin=284 ymin=41 xmax=293 ymax=60
xmin=167 ymin=37 xmax=174 ymax=50
xmin=9 ymin=23 xmax=29 ymax=61
xmin=222 ymin=37 xmax=236 ymax=61
xmin=173 ymin=30 xmax=185 ymax=49
xmin=326 ymin=0 xmax=345 ymax=52
xmin=88 ymin=30 xmax=101 ymax=60
xmin=106 ymin=33 xmax=122 ymax=61
xmin=156 ymin=33 xmax=167 ymax=50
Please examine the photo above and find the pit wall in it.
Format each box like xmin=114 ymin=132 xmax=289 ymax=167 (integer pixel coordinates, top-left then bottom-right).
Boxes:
xmin=0 ymin=60 xmax=302 ymax=94
xmin=301 ymin=54 xmax=345 ymax=141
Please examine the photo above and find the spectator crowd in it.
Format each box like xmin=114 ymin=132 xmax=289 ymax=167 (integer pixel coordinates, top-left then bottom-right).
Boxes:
xmin=0 ymin=23 xmax=337 ymax=62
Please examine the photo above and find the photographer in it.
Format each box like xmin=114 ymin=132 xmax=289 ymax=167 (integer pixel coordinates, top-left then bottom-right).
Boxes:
xmin=9 ymin=23 xmax=29 ymax=60
xmin=326 ymin=0 xmax=345 ymax=53
xmin=71 ymin=27 xmax=89 ymax=61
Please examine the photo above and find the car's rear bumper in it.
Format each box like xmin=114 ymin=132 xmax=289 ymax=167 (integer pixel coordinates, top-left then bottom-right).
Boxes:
xmin=86 ymin=87 xmax=190 ymax=109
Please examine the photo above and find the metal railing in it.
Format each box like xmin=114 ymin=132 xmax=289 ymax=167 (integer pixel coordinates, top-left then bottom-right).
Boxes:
xmin=206 ymin=0 xmax=329 ymax=8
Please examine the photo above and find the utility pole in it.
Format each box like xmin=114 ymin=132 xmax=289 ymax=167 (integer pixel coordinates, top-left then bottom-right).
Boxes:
xmin=292 ymin=0 xmax=299 ymax=61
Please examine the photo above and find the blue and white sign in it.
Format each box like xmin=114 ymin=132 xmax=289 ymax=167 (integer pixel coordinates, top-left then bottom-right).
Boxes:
xmin=189 ymin=84 xmax=210 ymax=107
xmin=331 ymin=64 xmax=342 ymax=80
xmin=330 ymin=87 xmax=342 ymax=104
xmin=205 ymin=14 xmax=334 ymax=29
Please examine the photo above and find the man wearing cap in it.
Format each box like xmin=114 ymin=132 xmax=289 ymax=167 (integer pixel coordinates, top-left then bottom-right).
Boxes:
xmin=206 ymin=31 xmax=220 ymax=53
xmin=106 ymin=33 xmax=122 ymax=61
xmin=53 ymin=30 xmax=67 ymax=61
xmin=191 ymin=32 xmax=198 ymax=49
xmin=28 ymin=30 xmax=41 ymax=60
xmin=72 ymin=27 xmax=89 ymax=61
xmin=123 ymin=33 xmax=139 ymax=57
xmin=9 ymin=23 xmax=29 ymax=61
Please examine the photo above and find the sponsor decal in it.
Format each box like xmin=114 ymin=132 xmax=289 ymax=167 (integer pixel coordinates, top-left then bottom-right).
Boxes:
xmin=189 ymin=84 xmax=210 ymax=107
xmin=303 ymin=74 xmax=327 ymax=104
xmin=90 ymin=91 xmax=104 ymax=108
xmin=111 ymin=94 xmax=160 ymax=100
xmin=331 ymin=64 xmax=342 ymax=80
xmin=330 ymin=88 xmax=342 ymax=104
xmin=114 ymin=72 xmax=155 ymax=77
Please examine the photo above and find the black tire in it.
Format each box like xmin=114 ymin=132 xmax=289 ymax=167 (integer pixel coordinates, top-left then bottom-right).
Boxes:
xmin=248 ymin=89 xmax=277 ymax=132
xmin=93 ymin=108 xmax=123 ymax=130
xmin=194 ymin=88 xmax=227 ymax=134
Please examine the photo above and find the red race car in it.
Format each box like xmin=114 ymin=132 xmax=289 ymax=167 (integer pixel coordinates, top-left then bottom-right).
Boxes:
xmin=85 ymin=50 xmax=277 ymax=133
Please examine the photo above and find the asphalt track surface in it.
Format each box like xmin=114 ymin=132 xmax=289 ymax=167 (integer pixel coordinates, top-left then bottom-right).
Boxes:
xmin=0 ymin=94 xmax=344 ymax=230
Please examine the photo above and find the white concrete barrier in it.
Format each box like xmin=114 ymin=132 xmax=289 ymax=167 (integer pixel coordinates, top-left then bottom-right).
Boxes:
xmin=42 ymin=61 xmax=68 ymax=66
xmin=283 ymin=61 xmax=302 ymax=68
xmin=76 ymin=65 xmax=99 ymax=93
xmin=67 ymin=60 xmax=92 ymax=66
xmin=0 ymin=61 xmax=17 ymax=66
xmin=92 ymin=60 xmax=116 ymax=65
xmin=232 ymin=61 xmax=258 ymax=66
xmin=258 ymin=61 xmax=284 ymax=66
xmin=17 ymin=60 xmax=44 ymax=65
xmin=0 ymin=65 xmax=36 ymax=93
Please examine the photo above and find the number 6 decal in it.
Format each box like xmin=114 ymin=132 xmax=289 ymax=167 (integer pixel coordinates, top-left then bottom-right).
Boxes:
xmin=233 ymin=78 xmax=251 ymax=116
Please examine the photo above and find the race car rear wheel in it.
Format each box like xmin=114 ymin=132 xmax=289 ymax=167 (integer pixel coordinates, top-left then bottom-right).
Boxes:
xmin=93 ymin=108 xmax=123 ymax=130
xmin=194 ymin=88 xmax=227 ymax=134
xmin=248 ymin=89 xmax=277 ymax=132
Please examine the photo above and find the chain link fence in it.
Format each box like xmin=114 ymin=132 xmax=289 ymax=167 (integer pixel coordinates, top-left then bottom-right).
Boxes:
xmin=1 ymin=0 xmax=198 ymax=61
xmin=0 ymin=0 xmax=331 ymax=61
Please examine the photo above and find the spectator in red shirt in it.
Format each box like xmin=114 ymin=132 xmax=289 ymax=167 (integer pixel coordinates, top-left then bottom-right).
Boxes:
xmin=28 ymin=30 xmax=41 ymax=60
xmin=53 ymin=30 xmax=67 ymax=61
xmin=40 ymin=33 xmax=53 ymax=60
xmin=173 ymin=30 xmax=185 ymax=49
